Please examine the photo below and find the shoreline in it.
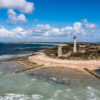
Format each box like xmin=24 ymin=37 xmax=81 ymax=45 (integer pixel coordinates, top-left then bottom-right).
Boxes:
xmin=4 ymin=43 xmax=100 ymax=81
xmin=4 ymin=50 xmax=100 ymax=85
xmin=28 ymin=50 xmax=100 ymax=71
xmin=5 ymin=42 xmax=66 ymax=46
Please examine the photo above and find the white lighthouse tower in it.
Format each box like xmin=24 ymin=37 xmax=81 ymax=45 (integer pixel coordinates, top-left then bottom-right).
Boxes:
xmin=73 ymin=35 xmax=77 ymax=53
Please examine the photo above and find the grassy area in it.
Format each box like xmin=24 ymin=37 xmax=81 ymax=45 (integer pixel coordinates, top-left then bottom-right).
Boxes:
xmin=44 ymin=43 xmax=100 ymax=60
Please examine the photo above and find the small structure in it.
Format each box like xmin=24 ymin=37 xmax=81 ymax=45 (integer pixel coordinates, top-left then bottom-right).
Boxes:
xmin=58 ymin=45 xmax=62 ymax=57
xmin=73 ymin=35 xmax=77 ymax=53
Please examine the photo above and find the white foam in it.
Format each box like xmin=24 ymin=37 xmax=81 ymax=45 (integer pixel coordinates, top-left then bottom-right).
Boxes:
xmin=53 ymin=90 xmax=62 ymax=97
xmin=0 ymin=93 xmax=29 ymax=100
xmin=32 ymin=94 xmax=44 ymax=100
xmin=86 ymin=86 xmax=100 ymax=100
xmin=31 ymin=78 xmax=36 ymax=81
xmin=50 ymin=77 xmax=57 ymax=81
xmin=0 ymin=93 xmax=44 ymax=100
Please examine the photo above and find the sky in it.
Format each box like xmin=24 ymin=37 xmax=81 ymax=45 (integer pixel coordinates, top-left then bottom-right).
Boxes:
xmin=0 ymin=0 xmax=100 ymax=42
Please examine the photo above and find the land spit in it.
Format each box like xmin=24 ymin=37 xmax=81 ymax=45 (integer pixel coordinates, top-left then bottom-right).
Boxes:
xmin=27 ymin=51 xmax=100 ymax=85
xmin=7 ymin=50 xmax=100 ymax=85
xmin=28 ymin=51 xmax=100 ymax=71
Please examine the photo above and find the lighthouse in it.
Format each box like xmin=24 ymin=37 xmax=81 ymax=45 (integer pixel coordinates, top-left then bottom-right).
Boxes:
xmin=73 ymin=35 xmax=77 ymax=53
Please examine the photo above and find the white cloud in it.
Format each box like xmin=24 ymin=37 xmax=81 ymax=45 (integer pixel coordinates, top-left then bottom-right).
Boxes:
xmin=83 ymin=19 xmax=96 ymax=29
xmin=0 ymin=19 xmax=99 ymax=42
xmin=7 ymin=9 xmax=17 ymax=24
xmin=61 ymin=27 xmax=73 ymax=34
xmin=0 ymin=0 xmax=34 ymax=13
xmin=7 ymin=9 xmax=27 ymax=24
xmin=11 ymin=27 xmax=26 ymax=38
xmin=43 ymin=22 xmax=86 ymax=37
xmin=73 ymin=22 xmax=86 ymax=35
xmin=17 ymin=14 xmax=27 ymax=24
xmin=82 ymin=19 xmax=97 ymax=33
xmin=0 ymin=26 xmax=26 ymax=39
xmin=0 ymin=26 xmax=14 ymax=38
xmin=32 ymin=24 xmax=51 ymax=30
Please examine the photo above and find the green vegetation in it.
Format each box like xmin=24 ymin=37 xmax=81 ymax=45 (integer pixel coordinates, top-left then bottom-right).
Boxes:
xmin=44 ymin=43 xmax=100 ymax=60
xmin=44 ymin=47 xmax=58 ymax=57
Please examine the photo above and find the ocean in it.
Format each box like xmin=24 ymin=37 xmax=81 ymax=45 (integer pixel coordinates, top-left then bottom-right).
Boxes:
xmin=0 ymin=43 xmax=100 ymax=100
xmin=0 ymin=43 xmax=57 ymax=61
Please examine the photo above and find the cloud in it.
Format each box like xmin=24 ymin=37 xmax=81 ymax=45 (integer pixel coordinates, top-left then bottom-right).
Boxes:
xmin=0 ymin=0 xmax=34 ymax=13
xmin=42 ymin=22 xmax=86 ymax=36
xmin=0 ymin=0 xmax=34 ymax=24
xmin=0 ymin=26 xmax=26 ymax=39
xmin=17 ymin=14 xmax=27 ymax=24
xmin=83 ymin=19 xmax=96 ymax=29
xmin=0 ymin=26 xmax=14 ymax=38
xmin=7 ymin=9 xmax=17 ymax=24
xmin=7 ymin=9 xmax=27 ymax=24
xmin=11 ymin=27 xmax=26 ymax=38
xmin=0 ymin=19 xmax=99 ymax=42
xmin=73 ymin=22 xmax=86 ymax=35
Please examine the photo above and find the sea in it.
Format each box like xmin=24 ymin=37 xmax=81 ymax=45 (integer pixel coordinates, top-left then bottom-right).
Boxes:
xmin=0 ymin=43 xmax=100 ymax=100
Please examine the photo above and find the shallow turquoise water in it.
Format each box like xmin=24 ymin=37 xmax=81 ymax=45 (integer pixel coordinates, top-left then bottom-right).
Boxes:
xmin=0 ymin=62 xmax=100 ymax=100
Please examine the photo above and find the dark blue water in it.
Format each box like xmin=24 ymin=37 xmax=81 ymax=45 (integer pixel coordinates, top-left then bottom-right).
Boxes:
xmin=0 ymin=43 xmax=57 ymax=61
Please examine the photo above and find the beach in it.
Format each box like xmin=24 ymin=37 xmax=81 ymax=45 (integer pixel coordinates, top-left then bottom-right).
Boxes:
xmin=28 ymin=50 xmax=100 ymax=71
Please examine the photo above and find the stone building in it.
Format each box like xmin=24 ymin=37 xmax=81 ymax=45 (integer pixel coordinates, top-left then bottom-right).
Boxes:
xmin=58 ymin=45 xmax=62 ymax=57
xmin=73 ymin=35 xmax=77 ymax=53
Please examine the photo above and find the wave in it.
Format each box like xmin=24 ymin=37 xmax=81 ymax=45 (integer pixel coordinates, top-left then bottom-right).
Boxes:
xmin=0 ymin=93 xmax=44 ymax=100
xmin=0 ymin=86 xmax=100 ymax=100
